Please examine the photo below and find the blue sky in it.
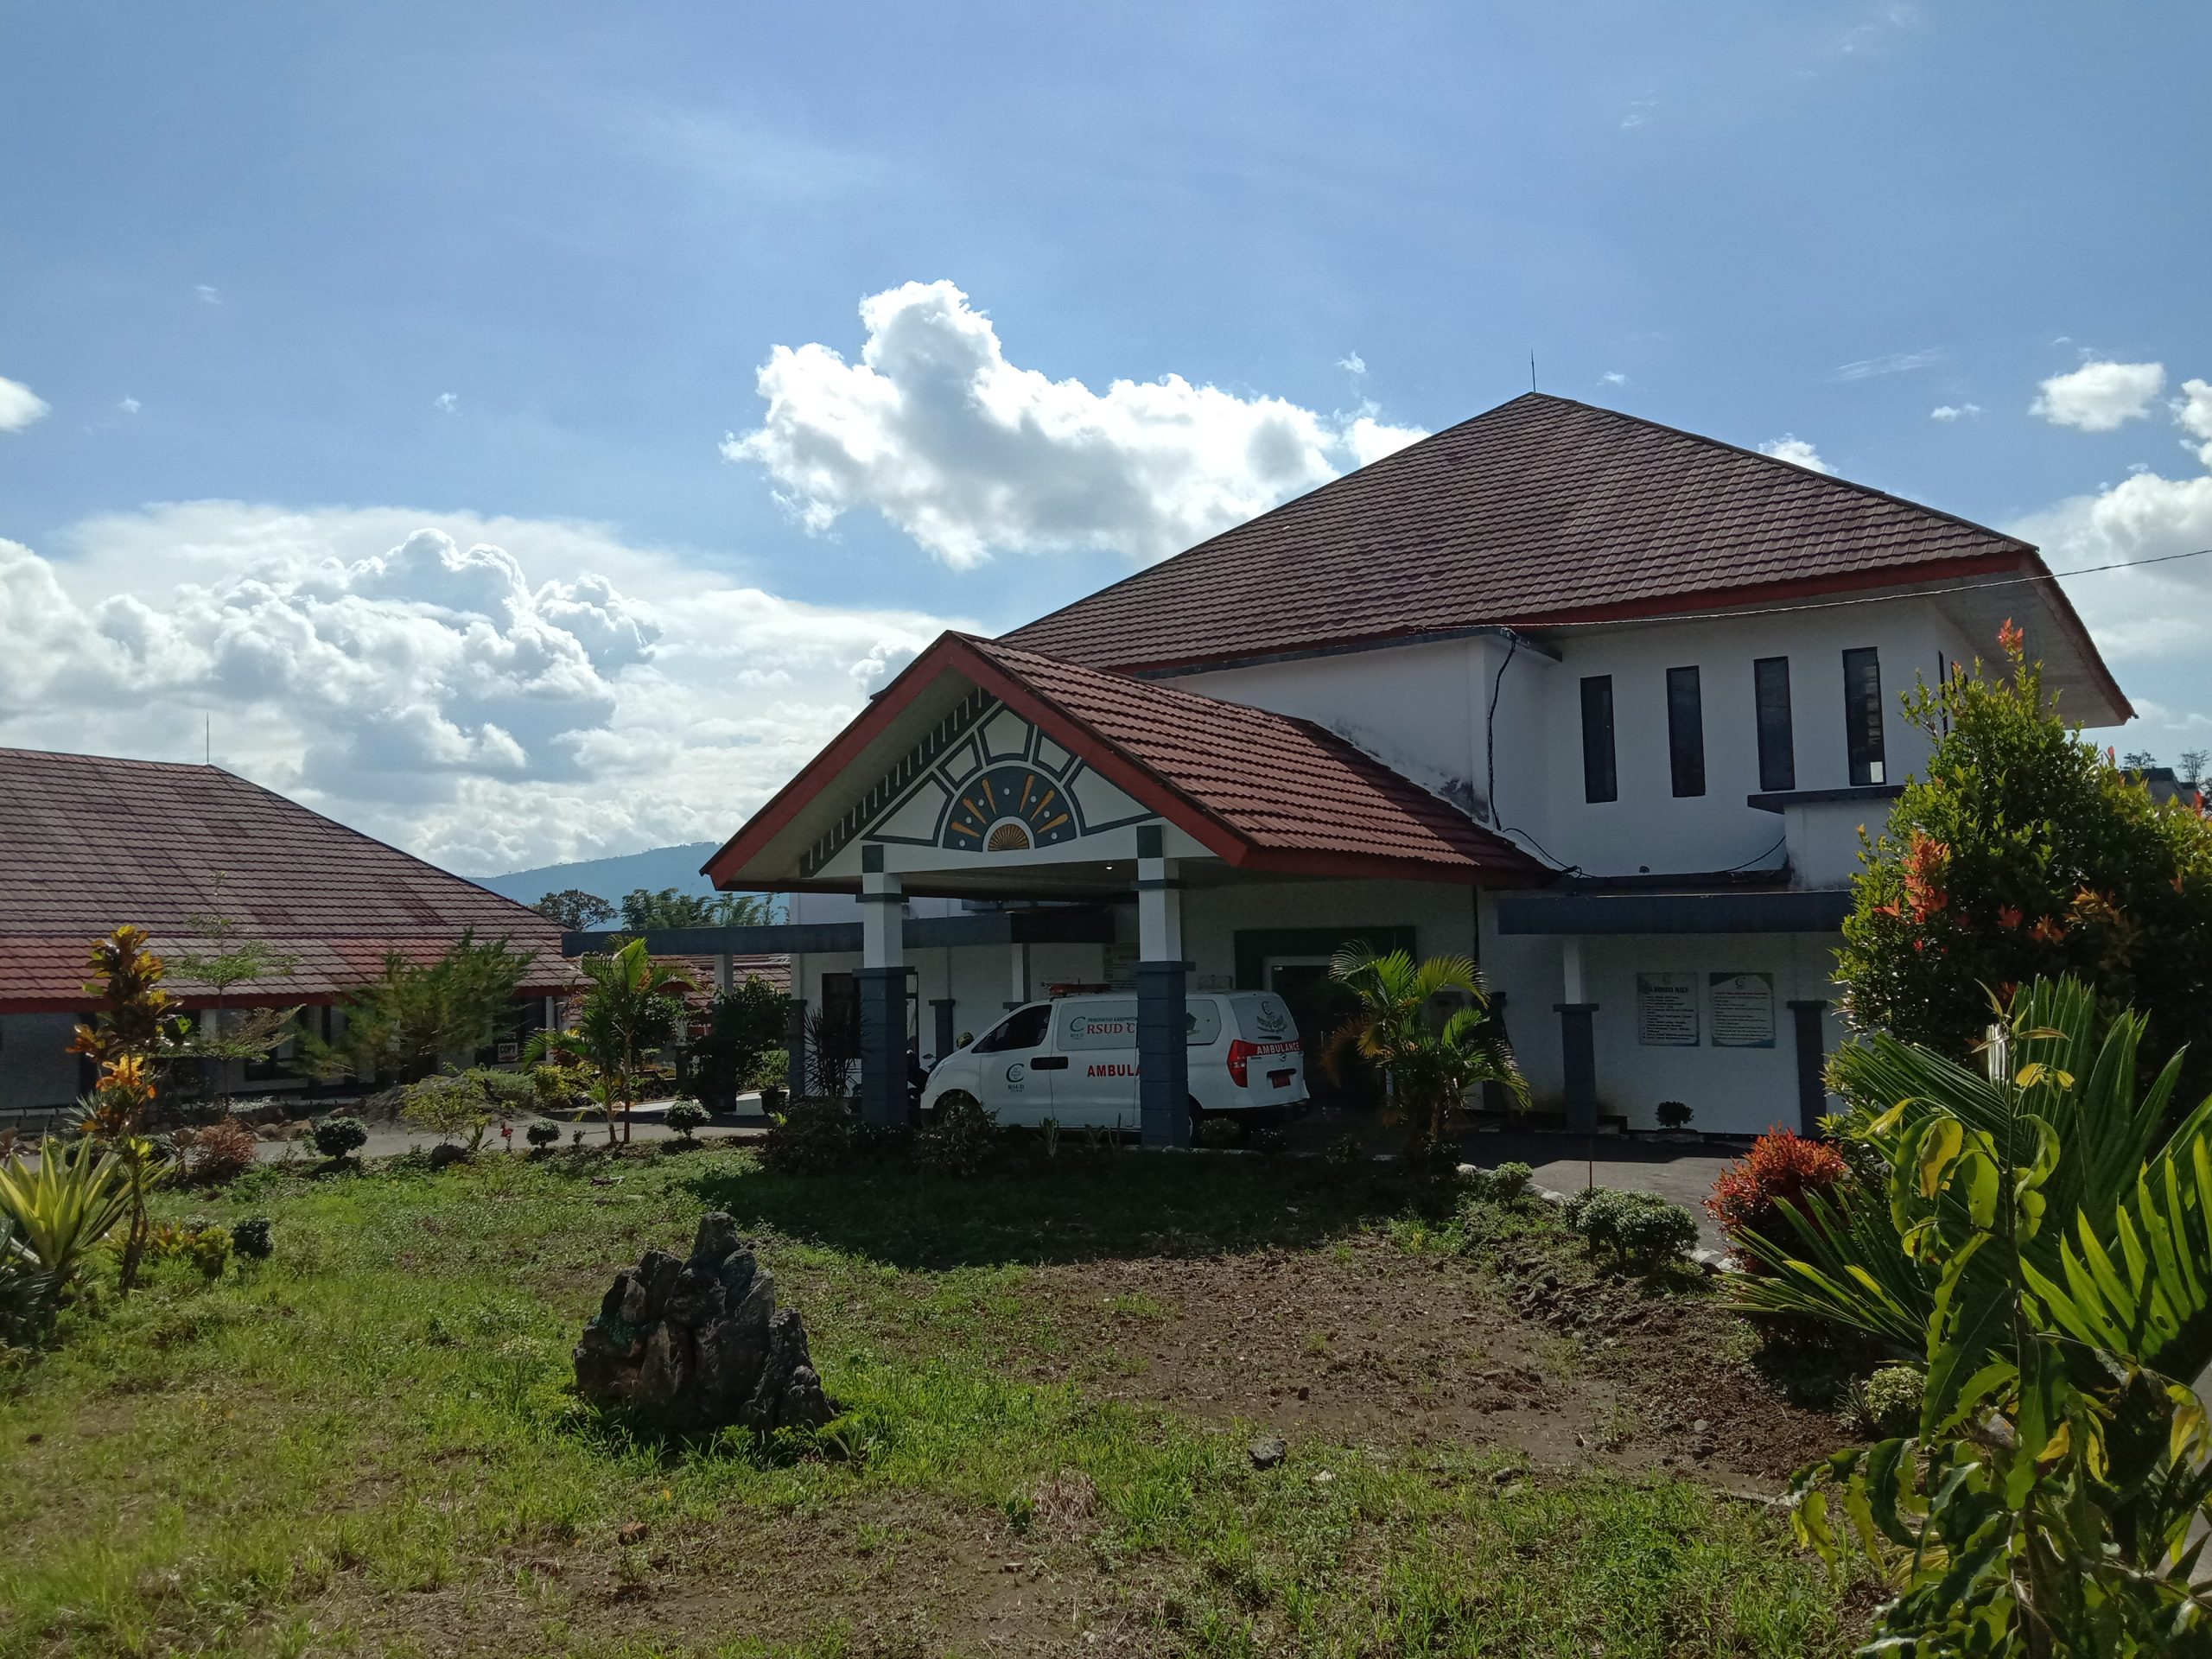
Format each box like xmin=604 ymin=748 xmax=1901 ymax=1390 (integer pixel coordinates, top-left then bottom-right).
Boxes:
xmin=2 ymin=3 xmax=2207 ymax=872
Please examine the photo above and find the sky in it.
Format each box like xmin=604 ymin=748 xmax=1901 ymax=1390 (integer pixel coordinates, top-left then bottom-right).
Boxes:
xmin=2 ymin=3 xmax=2208 ymax=876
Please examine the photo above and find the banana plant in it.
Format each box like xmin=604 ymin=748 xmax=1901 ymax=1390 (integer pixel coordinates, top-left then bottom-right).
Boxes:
xmin=1776 ymin=979 xmax=2212 ymax=1653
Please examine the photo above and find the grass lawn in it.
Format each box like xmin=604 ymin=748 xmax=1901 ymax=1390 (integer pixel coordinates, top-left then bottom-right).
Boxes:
xmin=0 ymin=1141 xmax=1868 ymax=1657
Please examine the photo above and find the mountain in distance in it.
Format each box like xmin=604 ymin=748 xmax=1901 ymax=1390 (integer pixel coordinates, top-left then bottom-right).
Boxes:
xmin=474 ymin=842 xmax=721 ymax=909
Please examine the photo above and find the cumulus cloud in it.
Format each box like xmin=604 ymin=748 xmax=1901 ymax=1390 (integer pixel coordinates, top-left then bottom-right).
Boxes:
xmin=2032 ymin=359 xmax=2165 ymax=431
xmin=722 ymin=279 xmax=1427 ymax=569
xmin=0 ymin=505 xmax=965 ymax=874
xmin=1759 ymin=435 xmax=1833 ymax=474
xmin=434 ymin=391 xmax=459 ymax=415
xmin=0 ymin=374 xmax=50 ymax=432
xmin=1930 ymin=403 xmax=1981 ymax=422
xmin=118 ymin=396 xmax=142 ymax=416
xmin=2015 ymin=377 xmax=2212 ymax=664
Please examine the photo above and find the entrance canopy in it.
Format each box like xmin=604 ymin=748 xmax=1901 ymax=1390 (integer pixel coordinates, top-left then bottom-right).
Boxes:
xmin=703 ymin=632 xmax=1547 ymax=901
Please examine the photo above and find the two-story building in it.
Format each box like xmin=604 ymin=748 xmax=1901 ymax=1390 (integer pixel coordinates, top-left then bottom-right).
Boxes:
xmin=689 ymin=393 xmax=2130 ymax=1142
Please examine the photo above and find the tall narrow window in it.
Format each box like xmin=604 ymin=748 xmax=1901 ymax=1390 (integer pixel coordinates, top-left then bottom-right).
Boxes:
xmin=1843 ymin=647 xmax=1887 ymax=785
xmin=1754 ymin=656 xmax=1796 ymax=792
xmin=1580 ymin=676 xmax=1617 ymax=804
xmin=1667 ymin=666 xmax=1706 ymax=798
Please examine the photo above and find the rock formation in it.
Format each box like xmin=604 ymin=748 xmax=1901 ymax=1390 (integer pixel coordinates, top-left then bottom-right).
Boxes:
xmin=573 ymin=1211 xmax=834 ymax=1432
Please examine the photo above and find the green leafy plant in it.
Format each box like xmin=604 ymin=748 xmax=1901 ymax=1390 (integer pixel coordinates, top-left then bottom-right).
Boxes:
xmin=691 ymin=977 xmax=788 ymax=1113
xmin=757 ymin=1097 xmax=857 ymax=1174
xmin=298 ymin=931 xmax=537 ymax=1085
xmin=1325 ymin=946 xmax=1528 ymax=1158
xmin=918 ymin=1091 xmax=996 ymax=1177
xmin=1195 ymin=1115 xmax=1243 ymax=1150
xmin=533 ymin=888 xmax=614 ymax=931
xmin=1466 ymin=1160 xmax=1534 ymax=1205
xmin=1037 ymin=1116 xmax=1061 ymax=1159
xmin=67 ymin=926 xmax=186 ymax=1292
xmin=663 ymin=1100 xmax=709 ymax=1142
xmin=311 ymin=1115 xmax=369 ymax=1162
xmin=1655 ymin=1100 xmax=1694 ymax=1130
xmin=804 ymin=1004 xmax=860 ymax=1099
xmin=1564 ymin=1188 xmax=1698 ymax=1270
xmin=1837 ymin=623 xmax=2212 ymax=1097
xmin=0 ymin=1215 xmax=54 ymax=1344
xmin=148 ymin=1221 xmax=232 ymax=1281
xmin=0 ymin=1137 xmax=131 ymax=1288
xmin=232 ymin=1217 xmax=273 ymax=1260
xmin=1322 ymin=1132 xmax=1363 ymax=1172
xmin=524 ymin=938 xmax=691 ymax=1146
xmin=1840 ymin=1363 xmax=1923 ymax=1440
xmin=524 ymin=1120 xmax=561 ymax=1150
xmin=399 ymin=1074 xmax=492 ymax=1148
xmin=1758 ymin=977 xmax=2212 ymax=1652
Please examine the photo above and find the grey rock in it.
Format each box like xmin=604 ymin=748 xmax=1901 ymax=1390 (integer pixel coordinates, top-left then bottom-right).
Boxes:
xmin=574 ymin=1319 xmax=645 ymax=1405
xmin=689 ymin=1211 xmax=741 ymax=1268
xmin=663 ymin=1266 xmax=727 ymax=1330
xmin=617 ymin=1272 xmax=651 ymax=1325
xmin=1249 ymin=1436 xmax=1287 ymax=1471
xmin=716 ymin=1249 xmax=759 ymax=1304
xmin=601 ymin=1269 xmax=639 ymax=1325
xmin=636 ymin=1249 xmax=683 ymax=1319
xmin=428 ymin=1142 xmax=468 ymax=1170
xmin=775 ymin=1363 xmax=834 ymax=1431
xmin=746 ymin=1307 xmax=817 ymax=1430
xmin=635 ymin=1321 xmax=694 ymax=1411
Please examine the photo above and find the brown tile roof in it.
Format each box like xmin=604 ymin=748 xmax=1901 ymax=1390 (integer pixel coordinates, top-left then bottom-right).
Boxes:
xmin=656 ymin=955 xmax=792 ymax=1002
xmin=1004 ymin=392 xmax=2041 ymax=672
xmin=0 ymin=747 xmax=570 ymax=1011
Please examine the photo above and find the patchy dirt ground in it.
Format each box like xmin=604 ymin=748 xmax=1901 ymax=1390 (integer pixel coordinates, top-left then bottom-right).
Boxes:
xmin=994 ymin=1236 xmax=1838 ymax=1488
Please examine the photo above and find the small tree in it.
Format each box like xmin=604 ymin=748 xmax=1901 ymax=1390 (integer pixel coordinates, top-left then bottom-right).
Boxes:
xmin=524 ymin=939 xmax=690 ymax=1144
xmin=301 ymin=931 xmax=537 ymax=1084
xmin=67 ymin=927 xmax=187 ymax=1293
xmin=1325 ymin=946 xmax=1528 ymax=1160
xmin=168 ymin=889 xmax=303 ymax=1109
xmin=692 ymin=977 xmax=789 ymax=1113
xmin=620 ymin=887 xmax=717 ymax=930
xmin=1836 ymin=622 xmax=2212 ymax=1098
xmin=664 ymin=1100 xmax=709 ymax=1142
xmin=533 ymin=889 xmax=615 ymax=931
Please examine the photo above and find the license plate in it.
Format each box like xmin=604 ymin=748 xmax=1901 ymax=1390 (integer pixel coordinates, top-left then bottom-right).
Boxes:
xmin=1268 ymin=1069 xmax=1294 ymax=1088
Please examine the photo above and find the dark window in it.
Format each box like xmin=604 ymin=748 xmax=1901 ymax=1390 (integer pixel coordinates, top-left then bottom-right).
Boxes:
xmin=1580 ymin=676 xmax=1618 ymax=804
xmin=1754 ymin=657 xmax=1796 ymax=792
xmin=1843 ymin=647 xmax=1887 ymax=785
xmin=1666 ymin=666 xmax=1706 ymax=798
xmin=974 ymin=1004 xmax=1050 ymax=1053
xmin=819 ymin=972 xmax=861 ymax=1052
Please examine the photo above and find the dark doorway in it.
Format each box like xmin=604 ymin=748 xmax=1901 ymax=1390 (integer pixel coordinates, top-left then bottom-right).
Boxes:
xmin=1264 ymin=957 xmax=1382 ymax=1114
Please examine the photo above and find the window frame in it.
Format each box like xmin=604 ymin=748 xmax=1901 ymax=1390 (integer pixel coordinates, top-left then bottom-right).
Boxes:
xmin=1580 ymin=675 xmax=1618 ymax=804
xmin=1842 ymin=646 xmax=1888 ymax=786
xmin=1666 ymin=665 xmax=1707 ymax=798
xmin=1753 ymin=656 xmax=1796 ymax=793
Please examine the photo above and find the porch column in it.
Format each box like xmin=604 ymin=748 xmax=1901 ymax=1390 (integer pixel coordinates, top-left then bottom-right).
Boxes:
xmin=1788 ymin=999 xmax=1829 ymax=1137
xmin=930 ymin=997 xmax=957 ymax=1063
xmin=1007 ymin=941 xmax=1031 ymax=1009
xmin=1135 ymin=825 xmax=1189 ymax=1148
xmin=856 ymin=849 xmax=907 ymax=1126
xmin=714 ymin=953 xmax=733 ymax=994
xmin=1554 ymin=938 xmax=1599 ymax=1133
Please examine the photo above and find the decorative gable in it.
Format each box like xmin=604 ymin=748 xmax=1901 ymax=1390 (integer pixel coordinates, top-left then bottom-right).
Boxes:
xmin=799 ymin=697 xmax=1154 ymax=876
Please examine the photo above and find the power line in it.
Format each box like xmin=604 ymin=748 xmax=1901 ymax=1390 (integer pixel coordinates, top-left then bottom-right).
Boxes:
xmin=1513 ymin=544 xmax=2212 ymax=633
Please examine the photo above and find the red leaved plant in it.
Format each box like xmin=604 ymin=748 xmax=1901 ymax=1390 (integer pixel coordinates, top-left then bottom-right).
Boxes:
xmin=1705 ymin=1129 xmax=1850 ymax=1273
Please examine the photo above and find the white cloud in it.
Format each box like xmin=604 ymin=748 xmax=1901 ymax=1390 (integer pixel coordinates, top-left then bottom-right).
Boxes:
xmin=1929 ymin=403 xmax=1981 ymax=422
xmin=2173 ymin=378 xmax=2212 ymax=467
xmin=194 ymin=284 xmax=221 ymax=305
xmin=1833 ymin=348 xmax=1942 ymax=381
xmin=2031 ymin=359 xmax=2165 ymax=431
xmin=0 ymin=375 xmax=50 ymax=432
xmin=1599 ymin=372 xmax=1628 ymax=388
xmin=118 ymin=396 xmax=142 ymax=416
xmin=1619 ymin=97 xmax=1657 ymax=130
xmin=434 ymin=391 xmax=459 ymax=415
xmin=0 ymin=505 xmax=967 ymax=874
xmin=1759 ymin=435 xmax=1833 ymax=474
xmin=722 ymin=279 xmax=1427 ymax=569
xmin=1338 ymin=352 xmax=1366 ymax=376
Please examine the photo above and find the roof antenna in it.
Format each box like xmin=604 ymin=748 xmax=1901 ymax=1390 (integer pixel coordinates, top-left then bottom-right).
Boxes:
xmin=204 ymin=714 xmax=210 ymax=766
xmin=1529 ymin=352 xmax=1537 ymax=393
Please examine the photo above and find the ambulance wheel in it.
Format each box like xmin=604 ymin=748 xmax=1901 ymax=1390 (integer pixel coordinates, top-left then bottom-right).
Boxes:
xmin=1186 ymin=1096 xmax=1205 ymax=1144
xmin=929 ymin=1090 xmax=979 ymax=1128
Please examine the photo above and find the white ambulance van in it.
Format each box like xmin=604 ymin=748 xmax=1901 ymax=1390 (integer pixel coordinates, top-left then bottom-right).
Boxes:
xmin=921 ymin=990 xmax=1308 ymax=1135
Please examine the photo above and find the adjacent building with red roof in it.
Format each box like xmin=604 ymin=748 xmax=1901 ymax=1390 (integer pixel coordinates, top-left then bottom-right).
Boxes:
xmin=687 ymin=393 xmax=2135 ymax=1141
xmin=0 ymin=748 xmax=570 ymax=1117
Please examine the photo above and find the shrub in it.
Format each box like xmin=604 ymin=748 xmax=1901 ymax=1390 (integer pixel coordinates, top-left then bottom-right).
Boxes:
xmin=1322 ymin=1132 xmax=1363 ymax=1171
xmin=1466 ymin=1160 xmax=1534 ymax=1205
xmin=1655 ymin=1100 xmax=1694 ymax=1130
xmin=174 ymin=1116 xmax=258 ymax=1185
xmin=1564 ymin=1187 xmax=1699 ymax=1269
xmin=1194 ymin=1116 xmax=1243 ymax=1149
xmin=399 ymin=1074 xmax=490 ymax=1145
xmin=918 ymin=1091 xmax=996 ymax=1177
xmin=232 ymin=1217 xmax=274 ymax=1260
xmin=1836 ymin=624 xmax=2212 ymax=1095
xmin=1843 ymin=1363 xmax=1924 ymax=1439
xmin=531 ymin=1062 xmax=590 ymax=1115
xmin=0 ymin=1137 xmax=131 ymax=1287
xmin=664 ymin=1100 xmax=709 ymax=1142
xmin=1705 ymin=1129 xmax=1851 ymax=1273
xmin=468 ymin=1067 xmax=537 ymax=1115
xmin=757 ymin=1097 xmax=855 ymax=1174
xmin=311 ymin=1114 xmax=369 ymax=1161
xmin=148 ymin=1221 xmax=232 ymax=1280
xmin=1251 ymin=1128 xmax=1288 ymax=1159
xmin=692 ymin=978 xmax=788 ymax=1113
xmin=524 ymin=1120 xmax=562 ymax=1148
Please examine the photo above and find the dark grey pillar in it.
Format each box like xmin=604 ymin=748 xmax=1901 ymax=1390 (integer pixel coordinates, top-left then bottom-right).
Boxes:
xmin=1554 ymin=1002 xmax=1599 ymax=1133
xmin=785 ymin=996 xmax=807 ymax=1099
xmin=1137 ymin=959 xmax=1191 ymax=1148
xmin=1788 ymin=999 xmax=1830 ymax=1137
xmin=856 ymin=967 xmax=907 ymax=1126
xmin=931 ymin=997 xmax=957 ymax=1064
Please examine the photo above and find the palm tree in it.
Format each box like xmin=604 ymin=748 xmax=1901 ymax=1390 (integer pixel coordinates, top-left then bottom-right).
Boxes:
xmin=525 ymin=939 xmax=693 ymax=1145
xmin=1325 ymin=946 xmax=1527 ymax=1154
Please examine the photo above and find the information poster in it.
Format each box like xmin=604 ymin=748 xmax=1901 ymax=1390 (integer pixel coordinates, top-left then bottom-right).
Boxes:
xmin=1709 ymin=971 xmax=1777 ymax=1048
xmin=1636 ymin=972 xmax=1700 ymax=1046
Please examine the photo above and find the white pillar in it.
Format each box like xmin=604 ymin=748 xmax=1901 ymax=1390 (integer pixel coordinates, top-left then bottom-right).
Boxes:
xmin=1008 ymin=940 xmax=1031 ymax=1007
xmin=1561 ymin=937 xmax=1586 ymax=1005
xmin=858 ymin=864 xmax=906 ymax=1124
xmin=1137 ymin=855 xmax=1182 ymax=960
xmin=862 ymin=870 xmax=903 ymax=969
xmin=714 ymin=953 xmax=734 ymax=994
